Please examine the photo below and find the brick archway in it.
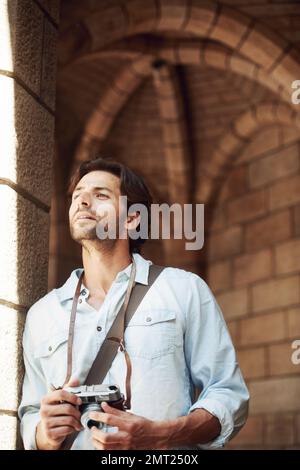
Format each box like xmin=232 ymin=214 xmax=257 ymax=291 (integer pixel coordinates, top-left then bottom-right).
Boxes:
xmin=68 ymin=39 xmax=291 ymax=106
xmin=68 ymin=0 xmax=300 ymax=166
xmin=74 ymin=41 xmax=294 ymax=165
xmin=61 ymin=0 xmax=300 ymax=96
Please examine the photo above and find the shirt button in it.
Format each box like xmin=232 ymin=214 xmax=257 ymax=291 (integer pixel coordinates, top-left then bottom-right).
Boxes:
xmin=48 ymin=346 xmax=52 ymax=351
xmin=146 ymin=317 xmax=152 ymax=323
xmin=81 ymin=289 xmax=87 ymax=296
xmin=97 ymin=326 xmax=102 ymax=332
xmin=78 ymin=299 xmax=82 ymax=304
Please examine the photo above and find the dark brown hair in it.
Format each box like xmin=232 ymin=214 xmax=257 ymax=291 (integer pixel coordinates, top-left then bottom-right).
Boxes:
xmin=68 ymin=157 xmax=153 ymax=254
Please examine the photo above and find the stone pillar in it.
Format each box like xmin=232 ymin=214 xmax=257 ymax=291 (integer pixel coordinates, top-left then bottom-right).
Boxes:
xmin=0 ymin=0 xmax=59 ymax=449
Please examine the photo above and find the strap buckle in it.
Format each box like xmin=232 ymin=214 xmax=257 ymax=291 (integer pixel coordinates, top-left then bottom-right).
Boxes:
xmin=119 ymin=338 xmax=126 ymax=352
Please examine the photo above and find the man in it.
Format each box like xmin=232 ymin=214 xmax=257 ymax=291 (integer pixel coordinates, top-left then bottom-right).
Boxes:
xmin=19 ymin=157 xmax=249 ymax=450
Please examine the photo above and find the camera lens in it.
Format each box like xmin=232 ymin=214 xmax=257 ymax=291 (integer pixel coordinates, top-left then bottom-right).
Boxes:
xmin=80 ymin=403 xmax=103 ymax=430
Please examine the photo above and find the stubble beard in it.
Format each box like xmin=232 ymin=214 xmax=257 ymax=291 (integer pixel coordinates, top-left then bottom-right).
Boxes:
xmin=70 ymin=219 xmax=120 ymax=251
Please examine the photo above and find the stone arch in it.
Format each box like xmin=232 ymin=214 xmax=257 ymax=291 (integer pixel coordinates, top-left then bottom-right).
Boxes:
xmin=67 ymin=39 xmax=291 ymax=103
xmin=61 ymin=0 xmax=300 ymax=97
xmin=74 ymin=38 xmax=294 ymax=164
xmin=73 ymin=56 xmax=152 ymax=165
xmin=196 ymin=102 xmax=300 ymax=204
xmin=67 ymin=0 xmax=300 ymax=164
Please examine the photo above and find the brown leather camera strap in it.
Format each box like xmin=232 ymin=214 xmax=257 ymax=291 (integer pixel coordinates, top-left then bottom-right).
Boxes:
xmin=84 ymin=256 xmax=138 ymax=407
xmin=64 ymin=257 xmax=136 ymax=388
xmin=64 ymin=270 xmax=85 ymax=386
xmin=61 ymin=260 xmax=165 ymax=450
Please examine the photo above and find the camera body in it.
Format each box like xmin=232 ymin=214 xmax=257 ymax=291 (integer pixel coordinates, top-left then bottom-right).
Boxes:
xmin=64 ymin=384 xmax=125 ymax=429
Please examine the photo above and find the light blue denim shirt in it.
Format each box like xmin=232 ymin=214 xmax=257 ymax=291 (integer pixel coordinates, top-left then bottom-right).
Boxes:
xmin=18 ymin=253 xmax=249 ymax=450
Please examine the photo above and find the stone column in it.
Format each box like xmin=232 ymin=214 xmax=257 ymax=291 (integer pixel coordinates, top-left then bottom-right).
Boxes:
xmin=0 ymin=0 xmax=59 ymax=449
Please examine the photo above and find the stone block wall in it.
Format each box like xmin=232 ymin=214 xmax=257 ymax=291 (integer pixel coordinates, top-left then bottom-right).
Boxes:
xmin=208 ymin=126 xmax=300 ymax=449
xmin=0 ymin=0 xmax=59 ymax=449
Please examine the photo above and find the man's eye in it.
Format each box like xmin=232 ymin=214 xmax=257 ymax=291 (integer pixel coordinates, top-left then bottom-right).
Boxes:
xmin=96 ymin=193 xmax=108 ymax=199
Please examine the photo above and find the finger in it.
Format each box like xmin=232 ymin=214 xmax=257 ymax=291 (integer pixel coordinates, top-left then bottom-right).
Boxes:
xmin=88 ymin=411 xmax=129 ymax=430
xmin=48 ymin=426 xmax=76 ymax=439
xmin=64 ymin=377 xmax=81 ymax=388
xmin=47 ymin=416 xmax=82 ymax=432
xmin=43 ymin=403 xmax=81 ymax=420
xmin=92 ymin=439 xmax=118 ymax=451
xmin=49 ymin=377 xmax=80 ymax=392
xmin=93 ymin=440 xmax=127 ymax=451
xmin=44 ymin=389 xmax=82 ymax=406
xmin=101 ymin=402 xmax=126 ymax=416
xmin=91 ymin=427 xmax=128 ymax=445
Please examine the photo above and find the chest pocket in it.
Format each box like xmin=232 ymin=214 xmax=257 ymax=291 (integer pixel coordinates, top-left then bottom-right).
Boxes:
xmin=124 ymin=309 xmax=177 ymax=359
xmin=34 ymin=331 xmax=69 ymax=387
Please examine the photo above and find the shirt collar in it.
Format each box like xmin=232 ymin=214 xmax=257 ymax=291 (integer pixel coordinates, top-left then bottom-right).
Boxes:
xmin=56 ymin=253 xmax=153 ymax=302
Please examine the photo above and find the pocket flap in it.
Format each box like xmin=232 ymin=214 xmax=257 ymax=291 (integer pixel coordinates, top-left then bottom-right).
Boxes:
xmin=34 ymin=331 xmax=69 ymax=358
xmin=128 ymin=309 xmax=176 ymax=327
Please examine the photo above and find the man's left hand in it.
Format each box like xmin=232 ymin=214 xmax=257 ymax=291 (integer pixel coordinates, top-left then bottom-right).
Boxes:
xmin=89 ymin=402 xmax=168 ymax=450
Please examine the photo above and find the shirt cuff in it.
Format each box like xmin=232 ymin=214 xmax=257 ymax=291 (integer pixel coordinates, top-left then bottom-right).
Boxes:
xmin=20 ymin=412 xmax=41 ymax=450
xmin=189 ymin=398 xmax=234 ymax=449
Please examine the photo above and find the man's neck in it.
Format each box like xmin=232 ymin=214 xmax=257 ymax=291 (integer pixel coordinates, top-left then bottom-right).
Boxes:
xmin=81 ymin=242 xmax=132 ymax=297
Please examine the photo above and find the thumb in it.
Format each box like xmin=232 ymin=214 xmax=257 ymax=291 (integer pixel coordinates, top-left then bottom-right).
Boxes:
xmin=64 ymin=377 xmax=81 ymax=388
xmin=101 ymin=402 xmax=125 ymax=416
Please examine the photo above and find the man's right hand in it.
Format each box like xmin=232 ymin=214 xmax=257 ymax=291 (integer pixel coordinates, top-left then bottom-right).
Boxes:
xmin=36 ymin=379 xmax=83 ymax=450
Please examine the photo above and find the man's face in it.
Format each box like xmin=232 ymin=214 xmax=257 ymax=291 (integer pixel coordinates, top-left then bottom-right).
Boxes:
xmin=69 ymin=170 xmax=122 ymax=243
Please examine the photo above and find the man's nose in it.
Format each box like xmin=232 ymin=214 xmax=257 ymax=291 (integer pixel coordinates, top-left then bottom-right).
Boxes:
xmin=78 ymin=192 xmax=91 ymax=207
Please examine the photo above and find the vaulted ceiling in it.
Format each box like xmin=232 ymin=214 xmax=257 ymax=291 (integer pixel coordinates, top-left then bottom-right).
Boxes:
xmin=52 ymin=0 xmax=300 ymax=279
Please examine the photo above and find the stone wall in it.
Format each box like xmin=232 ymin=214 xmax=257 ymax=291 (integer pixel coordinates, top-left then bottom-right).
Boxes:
xmin=0 ymin=0 xmax=59 ymax=450
xmin=208 ymin=126 xmax=300 ymax=449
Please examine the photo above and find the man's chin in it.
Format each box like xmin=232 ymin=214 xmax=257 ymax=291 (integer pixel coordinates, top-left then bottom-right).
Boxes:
xmin=70 ymin=228 xmax=98 ymax=242
xmin=70 ymin=231 xmax=118 ymax=246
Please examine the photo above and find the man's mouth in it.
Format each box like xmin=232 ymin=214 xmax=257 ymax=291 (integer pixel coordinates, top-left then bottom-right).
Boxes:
xmin=75 ymin=214 xmax=97 ymax=222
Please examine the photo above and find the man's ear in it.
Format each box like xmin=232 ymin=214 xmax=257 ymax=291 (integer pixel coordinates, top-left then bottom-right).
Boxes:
xmin=125 ymin=211 xmax=141 ymax=231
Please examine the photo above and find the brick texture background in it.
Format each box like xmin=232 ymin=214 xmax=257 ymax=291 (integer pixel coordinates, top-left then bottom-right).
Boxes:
xmin=210 ymin=128 xmax=300 ymax=449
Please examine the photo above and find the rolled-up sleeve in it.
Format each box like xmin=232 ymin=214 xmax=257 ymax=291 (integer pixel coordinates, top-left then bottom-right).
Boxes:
xmin=18 ymin=315 xmax=46 ymax=450
xmin=185 ymin=273 xmax=250 ymax=449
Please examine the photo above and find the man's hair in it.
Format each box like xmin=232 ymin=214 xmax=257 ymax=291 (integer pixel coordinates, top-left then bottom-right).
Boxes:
xmin=68 ymin=157 xmax=153 ymax=254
